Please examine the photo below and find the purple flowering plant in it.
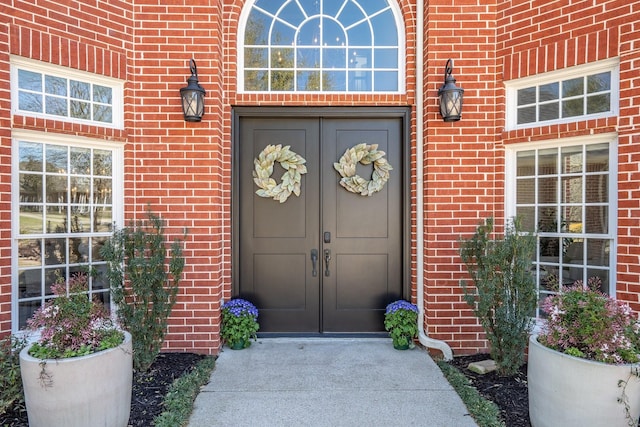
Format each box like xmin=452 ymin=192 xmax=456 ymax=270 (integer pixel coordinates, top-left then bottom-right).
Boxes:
xmin=539 ymin=277 xmax=640 ymax=364
xmin=221 ymin=298 xmax=259 ymax=349
xmin=27 ymin=273 xmax=123 ymax=359
xmin=384 ymin=300 xmax=419 ymax=349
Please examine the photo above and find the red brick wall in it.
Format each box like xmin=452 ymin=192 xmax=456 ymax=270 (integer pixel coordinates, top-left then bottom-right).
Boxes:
xmin=614 ymin=12 xmax=640 ymax=309
xmin=0 ymin=0 xmax=131 ymax=337
xmin=1 ymin=0 xmax=639 ymax=358
xmin=125 ymin=0 xmax=227 ymax=353
xmin=421 ymin=0 xmax=640 ymax=355
xmin=422 ymin=1 xmax=502 ymax=355
xmin=0 ymin=20 xmax=11 ymax=335
xmin=498 ymin=0 xmax=640 ymax=315
xmin=0 ymin=1 xmax=229 ymax=353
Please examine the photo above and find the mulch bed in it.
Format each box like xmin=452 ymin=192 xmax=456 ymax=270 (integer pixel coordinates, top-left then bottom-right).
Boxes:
xmin=449 ymin=353 xmax=531 ymax=427
xmin=0 ymin=352 xmax=207 ymax=427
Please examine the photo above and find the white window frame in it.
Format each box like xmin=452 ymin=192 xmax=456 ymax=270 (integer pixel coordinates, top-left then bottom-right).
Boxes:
xmin=11 ymin=129 xmax=124 ymax=334
xmin=505 ymin=133 xmax=618 ymax=317
xmin=10 ymin=56 xmax=125 ymax=130
xmin=237 ymin=0 xmax=406 ymax=94
xmin=505 ymin=58 xmax=619 ymax=131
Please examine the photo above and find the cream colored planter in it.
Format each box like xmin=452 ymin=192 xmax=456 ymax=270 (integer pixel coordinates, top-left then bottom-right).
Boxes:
xmin=20 ymin=331 xmax=133 ymax=427
xmin=528 ymin=334 xmax=640 ymax=427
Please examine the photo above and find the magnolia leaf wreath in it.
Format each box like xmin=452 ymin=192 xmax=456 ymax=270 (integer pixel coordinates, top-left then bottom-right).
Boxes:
xmin=253 ymin=144 xmax=308 ymax=203
xmin=333 ymin=143 xmax=393 ymax=196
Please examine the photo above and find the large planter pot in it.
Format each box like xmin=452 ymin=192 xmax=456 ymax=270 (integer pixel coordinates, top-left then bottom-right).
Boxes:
xmin=20 ymin=331 xmax=133 ymax=427
xmin=528 ymin=334 xmax=640 ymax=427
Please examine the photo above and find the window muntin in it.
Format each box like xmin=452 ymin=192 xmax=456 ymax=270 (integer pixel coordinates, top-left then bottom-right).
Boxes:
xmin=507 ymin=136 xmax=616 ymax=317
xmin=240 ymin=0 xmax=403 ymax=93
xmin=11 ymin=57 xmax=124 ymax=129
xmin=506 ymin=59 xmax=618 ymax=130
xmin=13 ymin=132 xmax=122 ymax=331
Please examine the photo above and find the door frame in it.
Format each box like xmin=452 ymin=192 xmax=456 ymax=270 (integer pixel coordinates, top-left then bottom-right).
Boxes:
xmin=231 ymin=106 xmax=412 ymax=318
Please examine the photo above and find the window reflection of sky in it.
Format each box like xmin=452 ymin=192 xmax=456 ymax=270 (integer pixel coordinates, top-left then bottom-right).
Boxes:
xmin=245 ymin=0 xmax=400 ymax=92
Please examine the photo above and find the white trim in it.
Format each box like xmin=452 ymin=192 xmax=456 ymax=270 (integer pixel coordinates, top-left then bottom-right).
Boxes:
xmin=10 ymin=55 xmax=125 ymax=130
xmin=504 ymin=132 xmax=618 ymax=303
xmin=11 ymin=129 xmax=124 ymax=334
xmin=505 ymin=58 xmax=619 ymax=131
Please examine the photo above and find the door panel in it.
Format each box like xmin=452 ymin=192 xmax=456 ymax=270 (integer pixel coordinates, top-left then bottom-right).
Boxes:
xmin=238 ymin=118 xmax=320 ymax=332
xmin=237 ymin=115 xmax=402 ymax=333
xmin=321 ymin=119 xmax=403 ymax=332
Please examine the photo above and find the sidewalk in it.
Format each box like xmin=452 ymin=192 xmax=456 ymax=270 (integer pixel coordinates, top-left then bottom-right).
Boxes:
xmin=187 ymin=338 xmax=477 ymax=427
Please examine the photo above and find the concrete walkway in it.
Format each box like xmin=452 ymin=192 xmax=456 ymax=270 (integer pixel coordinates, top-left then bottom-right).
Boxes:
xmin=187 ymin=338 xmax=477 ymax=427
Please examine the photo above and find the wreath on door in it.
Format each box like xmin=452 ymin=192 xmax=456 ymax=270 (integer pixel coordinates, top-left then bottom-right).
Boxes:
xmin=333 ymin=143 xmax=393 ymax=196
xmin=253 ymin=144 xmax=307 ymax=203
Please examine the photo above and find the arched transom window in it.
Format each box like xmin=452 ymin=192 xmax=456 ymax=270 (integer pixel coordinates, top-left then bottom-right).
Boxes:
xmin=240 ymin=0 xmax=403 ymax=93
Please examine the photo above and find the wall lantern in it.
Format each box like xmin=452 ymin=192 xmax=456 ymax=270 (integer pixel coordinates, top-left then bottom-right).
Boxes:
xmin=180 ymin=59 xmax=205 ymax=122
xmin=438 ymin=59 xmax=464 ymax=122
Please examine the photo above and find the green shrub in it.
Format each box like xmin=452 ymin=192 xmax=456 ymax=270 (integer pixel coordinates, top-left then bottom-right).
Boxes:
xmin=0 ymin=335 xmax=27 ymax=414
xmin=459 ymin=217 xmax=536 ymax=376
xmin=101 ymin=211 xmax=186 ymax=372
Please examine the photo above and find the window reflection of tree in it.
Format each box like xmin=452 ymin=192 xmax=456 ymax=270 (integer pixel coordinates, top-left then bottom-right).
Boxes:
xmin=18 ymin=70 xmax=113 ymax=123
xmin=244 ymin=8 xmax=340 ymax=91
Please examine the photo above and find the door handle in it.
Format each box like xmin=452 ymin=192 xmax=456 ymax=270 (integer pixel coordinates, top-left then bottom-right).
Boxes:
xmin=310 ymin=249 xmax=318 ymax=277
xmin=324 ymin=249 xmax=331 ymax=277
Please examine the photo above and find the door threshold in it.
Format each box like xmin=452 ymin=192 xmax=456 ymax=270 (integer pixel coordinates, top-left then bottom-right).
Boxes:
xmin=257 ymin=332 xmax=388 ymax=339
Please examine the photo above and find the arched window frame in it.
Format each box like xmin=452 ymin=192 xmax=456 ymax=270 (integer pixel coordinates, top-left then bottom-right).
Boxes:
xmin=238 ymin=0 xmax=405 ymax=94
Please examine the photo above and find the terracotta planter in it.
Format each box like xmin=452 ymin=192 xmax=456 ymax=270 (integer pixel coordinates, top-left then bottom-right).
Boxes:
xmin=20 ymin=331 xmax=133 ymax=427
xmin=528 ymin=334 xmax=640 ymax=427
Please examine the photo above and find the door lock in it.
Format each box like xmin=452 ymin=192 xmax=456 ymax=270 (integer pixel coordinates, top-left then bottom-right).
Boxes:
xmin=324 ymin=232 xmax=331 ymax=243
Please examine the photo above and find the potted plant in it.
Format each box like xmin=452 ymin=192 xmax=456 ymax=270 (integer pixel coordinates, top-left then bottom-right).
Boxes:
xmin=221 ymin=298 xmax=259 ymax=350
xmin=19 ymin=273 xmax=133 ymax=427
xmin=384 ymin=300 xmax=418 ymax=350
xmin=529 ymin=277 xmax=640 ymax=427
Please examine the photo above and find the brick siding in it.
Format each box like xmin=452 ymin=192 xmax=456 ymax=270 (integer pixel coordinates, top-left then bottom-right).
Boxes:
xmin=1 ymin=0 xmax=639 ymax=357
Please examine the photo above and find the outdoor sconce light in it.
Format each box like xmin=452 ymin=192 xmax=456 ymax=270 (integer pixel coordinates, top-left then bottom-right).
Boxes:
xmin=438 ymin=59 xmax=464 ymax=122
xmin=180 ymin=59 xmax=205 ymax=122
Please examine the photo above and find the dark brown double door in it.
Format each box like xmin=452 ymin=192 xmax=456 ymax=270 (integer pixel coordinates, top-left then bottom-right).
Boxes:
xmin=236 ymin=114 xmax=404 ymax=333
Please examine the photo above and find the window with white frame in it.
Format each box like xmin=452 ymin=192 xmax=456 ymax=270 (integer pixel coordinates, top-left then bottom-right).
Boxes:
xmin=505 ymin=59 xmax=619 ymax=130
xmin=506 ymin=134 xmax=617 ymax=317
xmin=239 ymin=0 xmax=404 ymax=92
xmin=12 ymin=131 xmax=123 ymax=331
xmin=10 ymin=56 xmax=124 ymax=129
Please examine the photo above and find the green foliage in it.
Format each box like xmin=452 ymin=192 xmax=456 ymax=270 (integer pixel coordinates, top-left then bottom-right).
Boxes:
xmin=220 ymin=299 xmax=259 ymax=349
xmin=0 ymin=336 xmax=27 ymax=415
xmin=459 ymin=217 xmax=537 ymax=376
xmin=540 ymin=277 xmax=640 ymax=364
xmin=153 ymin=356 xmax=215 ymax=427
xmin=384 ymin=300 xmax=419 ymax=349
xmin=26 ymin=273 xmax=123 ymax=359
xmin=437 ymin=361 xmax=505 ymax=427
xmin=101 ymin=211 xmax=186 ymax=372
